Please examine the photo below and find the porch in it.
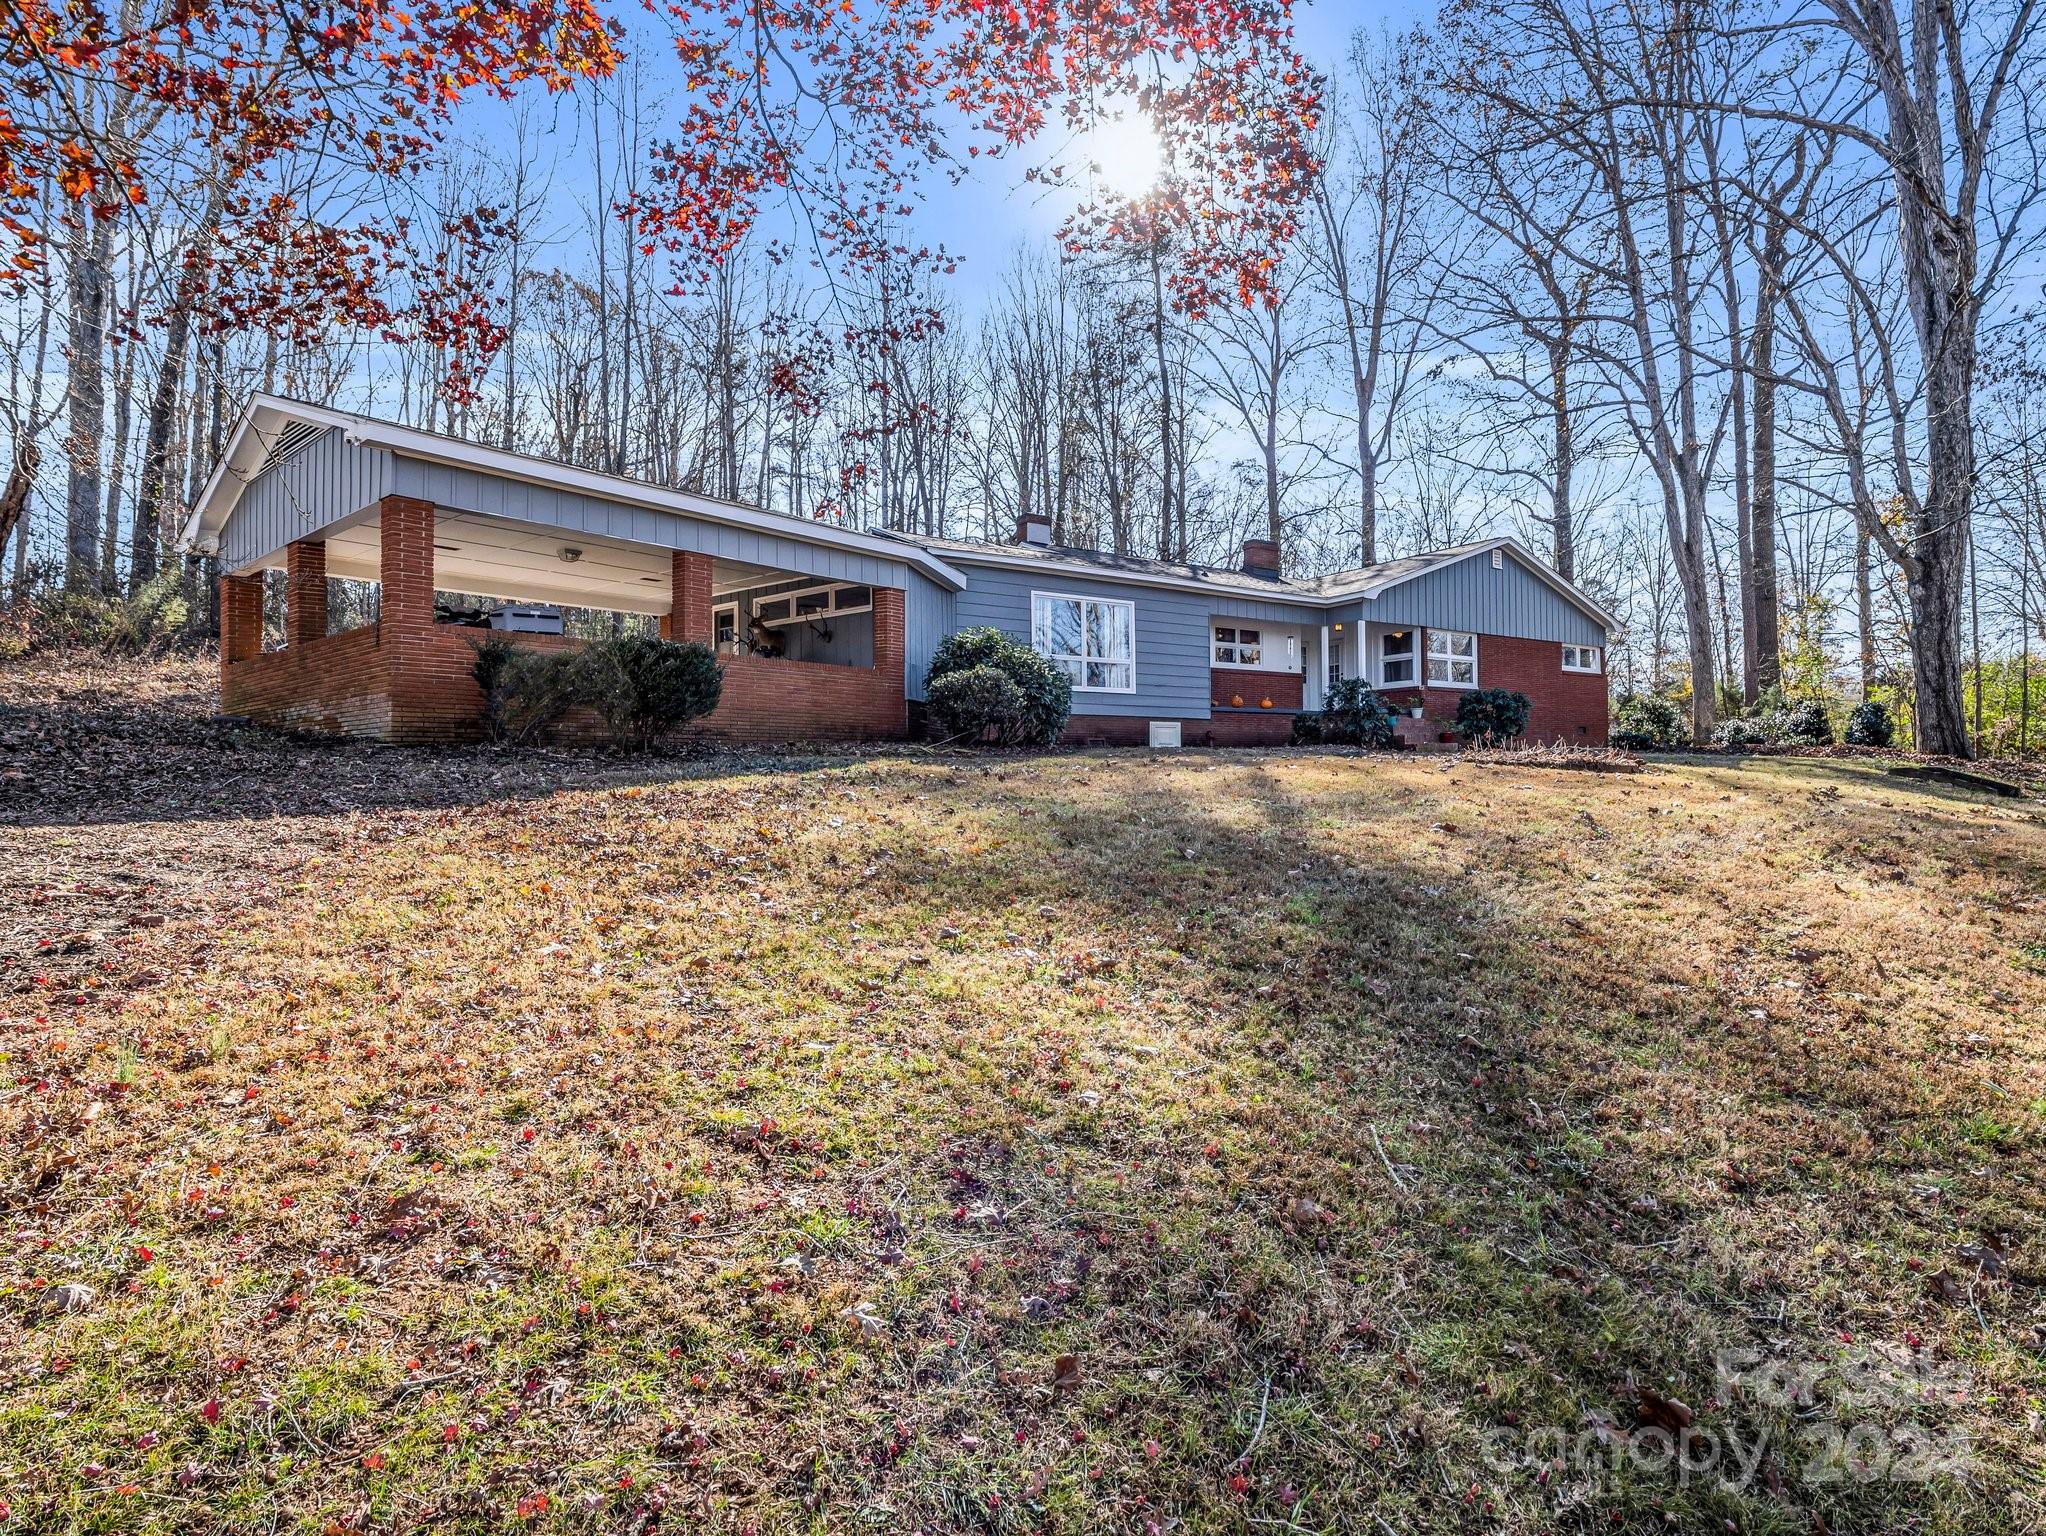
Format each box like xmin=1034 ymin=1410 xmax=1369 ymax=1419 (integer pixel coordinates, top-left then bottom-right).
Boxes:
xmin=219 ymin=493 xmax=908 ymax=744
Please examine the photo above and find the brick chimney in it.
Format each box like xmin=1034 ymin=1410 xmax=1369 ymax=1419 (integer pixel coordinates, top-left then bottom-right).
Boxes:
xmin=1016 ymin=513 xmax=1054 ymax=547
xmin=1240 ymin=538 xmax=1281 ymax=579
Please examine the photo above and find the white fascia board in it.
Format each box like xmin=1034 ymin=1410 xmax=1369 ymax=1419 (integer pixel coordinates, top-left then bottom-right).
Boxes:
xmin=184 ymin=395 xmax=969 ymax=592
xmin=938 ymin=545 xmax=1339 ymax=607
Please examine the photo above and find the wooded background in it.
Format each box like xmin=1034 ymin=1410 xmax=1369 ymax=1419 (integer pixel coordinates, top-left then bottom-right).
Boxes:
xmin=3 ymin=0 xmax=2042 ymax=754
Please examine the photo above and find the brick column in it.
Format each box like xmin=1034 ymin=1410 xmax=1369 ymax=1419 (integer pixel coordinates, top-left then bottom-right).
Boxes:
xmin=378 ymin=496 xmax=436 ymax=634
xmin=871 ymin=585 xmax=908 ymax=736
xmin=285 ymin=539 xmax=327 ymax=647
xmin=378 ymin=495 xmax=440 ymax=743
xmin=669 ymin=550 xmax=714 ymax=645
xmin=219 ymin=572 xmax=264 ymax=714
xmin=872 ymin=586 xmax=905 ymax=676
xmin=220 ymin=573 xmax=263 ymax=663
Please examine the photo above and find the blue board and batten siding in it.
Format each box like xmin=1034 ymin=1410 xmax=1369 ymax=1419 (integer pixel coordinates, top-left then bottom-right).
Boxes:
xmin=1341 ymin=551 xmax=1606 ymax=647
xmin=948 ymin=562 xmax=1322 ymax=720
xmin=221 ymin=427 xmax=393 ymax=571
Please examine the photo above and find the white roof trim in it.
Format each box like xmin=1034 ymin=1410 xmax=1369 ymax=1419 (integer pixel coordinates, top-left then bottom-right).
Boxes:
xmin=181 ymin=395 xmax=968 ymax=592
xmin=934 ymin=544 xmax=1315 ymax=603
xmin=940 ymin=538 xmax=1615 ymax=633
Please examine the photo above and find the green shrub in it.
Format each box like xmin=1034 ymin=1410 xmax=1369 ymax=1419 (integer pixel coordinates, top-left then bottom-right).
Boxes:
xmin=471 ymin=638 xmax=587 ymax=746
xmin=1288 ymin=710 xmax=1325 ymax=745
xmin=1774 ymin=698 xmax=1834 ymax=746
xmin=1711 ymin=716 xmax=1763 ymax=751
xmin=1612 ymin=694 xmax=1687 ymax=750
xmin=925 ymin=627 xmax=1072 ymax=747
xmin=925 ymin=665 xmax=1030 ymax=744
xmin=1455 ymin=687 xmax=1532 ymax=746
xmin=1844 ymin=699 xmax=1895 ymax=748
xmin=1308 ymin=678 xmax=1398 ymax=748
xmin=580 ymin=634 xmax=724 ymax=751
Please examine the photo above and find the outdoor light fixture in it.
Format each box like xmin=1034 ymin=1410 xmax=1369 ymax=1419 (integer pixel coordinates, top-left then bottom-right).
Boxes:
xmin=558 ymin=547 xmax=584 ymax=564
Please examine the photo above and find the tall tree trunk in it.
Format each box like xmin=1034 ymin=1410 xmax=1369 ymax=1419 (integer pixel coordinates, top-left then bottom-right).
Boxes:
xmin=1855 ymin=517 xmax=1876 ymax=701
xmin=134 ymin=239 xmax=209 ymax=589
xmin=1547 ymin=338 xmax=1574 ymax=581
xmin=0 ymin=436 xmax=38 ymax=574
xmin=1748 ymin=213 xmax=1785 ymax=697
xmin=64 ymin=211 xmax=113 ymax=592
xmin=1148 ymin=240 xmax=1176 ymax=562
xmin=101 ymin=259 xmax=142 ymax=594
xmin=1910 ymin=366 xmax=1976 ymax=755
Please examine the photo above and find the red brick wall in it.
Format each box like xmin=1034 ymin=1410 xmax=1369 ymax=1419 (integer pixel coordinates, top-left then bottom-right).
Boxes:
xmin=222 ymin=606 xmax=909 ymax=745
xmin=1378 ymin=632 xmax=1609 ymax=745
xmin=1456 ymin=633 xmax=1609 ymax=744
xmin=220 ymin=624 xmax=392 ymax=737
xmin=1210 ymin=667 xmax=1303 ymax=710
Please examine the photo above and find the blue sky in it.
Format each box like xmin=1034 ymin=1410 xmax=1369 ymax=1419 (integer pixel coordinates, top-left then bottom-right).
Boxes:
xmin=452 ymin=0 xmax=1410 ymax=307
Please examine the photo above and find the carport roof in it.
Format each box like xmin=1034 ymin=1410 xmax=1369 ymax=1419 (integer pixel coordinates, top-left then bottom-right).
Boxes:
xmin=183 ymin=396 xmax=969 ymax=592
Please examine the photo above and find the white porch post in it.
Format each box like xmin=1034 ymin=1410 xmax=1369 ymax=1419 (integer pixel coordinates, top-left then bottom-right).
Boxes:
xmin=1312 ymin=625 xmax=1330 ymax=709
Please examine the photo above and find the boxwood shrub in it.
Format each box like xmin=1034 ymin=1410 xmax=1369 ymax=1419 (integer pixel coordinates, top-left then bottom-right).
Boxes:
xmin=924 ymin=627 xmax=1073 ymax=747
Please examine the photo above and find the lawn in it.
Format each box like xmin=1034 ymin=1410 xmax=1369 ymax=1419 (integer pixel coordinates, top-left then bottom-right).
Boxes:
xmin=2 ymin=659 xmax=2043 ymax=1534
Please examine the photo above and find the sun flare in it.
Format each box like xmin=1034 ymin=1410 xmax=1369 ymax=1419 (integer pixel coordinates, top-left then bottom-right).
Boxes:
xmin=1084 ymin=108 xmax=1163 ymax=199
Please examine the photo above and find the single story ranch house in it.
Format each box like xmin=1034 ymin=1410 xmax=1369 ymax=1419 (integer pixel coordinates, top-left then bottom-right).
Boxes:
xmin=184 ymin=396 xmax=1616 ymax=747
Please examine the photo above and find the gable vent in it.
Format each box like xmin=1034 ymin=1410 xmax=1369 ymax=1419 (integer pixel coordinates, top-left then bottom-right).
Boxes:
xmin=255 ymin=419 xmax=323 ymax=477
xmin=1491 ymin=549 xmax=1503 ymax=569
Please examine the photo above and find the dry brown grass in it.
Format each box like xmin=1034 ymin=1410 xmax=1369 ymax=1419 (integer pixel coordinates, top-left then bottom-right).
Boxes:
xmin=2 ymin=658 xmax=2042 ymax=1534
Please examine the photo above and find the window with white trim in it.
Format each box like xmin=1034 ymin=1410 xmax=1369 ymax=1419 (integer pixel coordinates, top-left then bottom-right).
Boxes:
xmin=711 ymin=603 xmax=739 ymax=649
xmin=1561 ymin=643 xmax=1602 ymax=673
xmin=1426 ymin=629 xmax=1478 ymax=686
xmin=751 ymin=581 xmax=874 ymax=628
xmin=1213 ymin=624 xmax=1262 ymax=667
xmin=1378 ymin=628 xmax=1416 ymax=686
xmin=1031 ymin=592 xmax=1135 ymax=692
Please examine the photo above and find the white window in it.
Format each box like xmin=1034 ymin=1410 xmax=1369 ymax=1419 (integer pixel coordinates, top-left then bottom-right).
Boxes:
xmin=750 ymin=582 xmax=874 ymax=628
xmin=1213 ymin=624 xmax=1263 ymax=667
xmin=711 ymin=603 xmax=739 ymax=649
xmin=1378 ymin=628 xmax=1417 ymax=686
xmin=1562 ymin=643 xmax=1602 ymax=673
xmin=1032 ymin=592 xmax=1135 ymax=692
xmin=1426 ymin=629 xmax=1478 ymax=687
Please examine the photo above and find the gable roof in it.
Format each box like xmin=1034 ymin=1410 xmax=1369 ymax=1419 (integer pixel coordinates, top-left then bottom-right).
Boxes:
xmin=183 ymin=396 xmax=1616 ymax=633
xmin=910 ymin=530 xmax=1618 ymax=632
xmin=182 ymin=396 xmax=970 ymax=592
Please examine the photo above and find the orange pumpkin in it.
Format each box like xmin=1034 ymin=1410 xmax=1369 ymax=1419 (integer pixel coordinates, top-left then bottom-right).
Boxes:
xmin=1259 ymin=696 xmax=1274 ymax=708
xmin=1230 ymin=693 xmax=1244 ymax=707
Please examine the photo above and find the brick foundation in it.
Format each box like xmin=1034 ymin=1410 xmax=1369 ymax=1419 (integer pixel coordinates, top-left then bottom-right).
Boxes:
xmin=1060 ymin=712 xmax=1296 ymax=748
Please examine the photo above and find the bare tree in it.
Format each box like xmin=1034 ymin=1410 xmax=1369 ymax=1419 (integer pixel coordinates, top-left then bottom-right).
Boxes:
xmin=1306 ymin=29 xmax=1448 ymax=566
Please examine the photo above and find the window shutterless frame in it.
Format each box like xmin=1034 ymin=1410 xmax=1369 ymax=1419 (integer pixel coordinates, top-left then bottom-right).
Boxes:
xmin=1030 ymin=590 xmax=1137 ymax=693
xmin=1561 ymin=643 xmax=1602 ymax=673
xmin=1377 ymin=628 xmax=1417 ymax=688
xmin=749 ymin=581 xmax=874 ymax=628
xmin=1424 ymin=629 xmax=1479 ymax=688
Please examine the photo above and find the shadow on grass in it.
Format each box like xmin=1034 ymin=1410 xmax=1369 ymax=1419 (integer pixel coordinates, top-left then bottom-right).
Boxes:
xmin=4 ymin=753 xmax=2024 ymax=1535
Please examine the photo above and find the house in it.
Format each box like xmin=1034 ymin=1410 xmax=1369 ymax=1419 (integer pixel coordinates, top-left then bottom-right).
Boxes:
xmin=183 ymin=397 xmax=1616 ymax=748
